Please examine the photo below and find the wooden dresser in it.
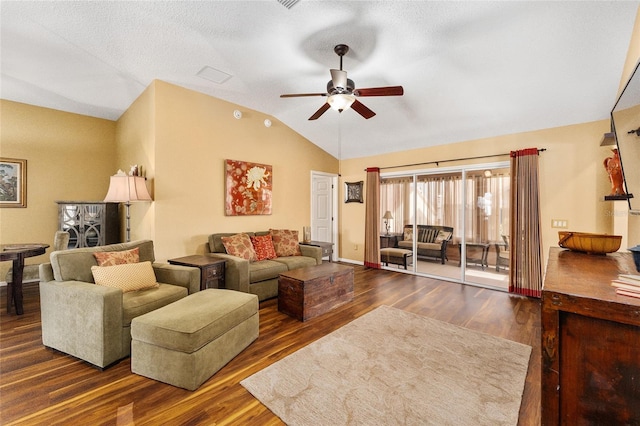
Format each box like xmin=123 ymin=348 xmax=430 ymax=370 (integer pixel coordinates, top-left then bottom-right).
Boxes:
xmin=541 ymin=248 xmax=640 ymax=425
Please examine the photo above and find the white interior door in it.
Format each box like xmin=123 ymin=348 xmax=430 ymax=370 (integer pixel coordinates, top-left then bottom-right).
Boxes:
xmin=311 ymin=172 xmax=338 ymax=260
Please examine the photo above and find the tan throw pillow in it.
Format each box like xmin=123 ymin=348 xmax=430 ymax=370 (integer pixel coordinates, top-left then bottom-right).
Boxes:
xmin=250 ymin=234 xmax=277 ymax=261
xmin=403 ymin=228 xmax=413 ymax=241
xmin=270 ymin=229 xmax=302 ymax=257
xmin=91 ymin=261 xmax=159 ymax=293
xmin=93 ymin=247 xmax=140 ymax=266
xmin=221 ymin=233 xmax=257 ymax=262
xmin=434 ymin=230 xmax=452 ymax=243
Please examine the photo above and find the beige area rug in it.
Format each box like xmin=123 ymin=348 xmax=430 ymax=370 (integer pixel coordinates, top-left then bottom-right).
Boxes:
xmin=241 ymin=305 xmax=531 ymax=426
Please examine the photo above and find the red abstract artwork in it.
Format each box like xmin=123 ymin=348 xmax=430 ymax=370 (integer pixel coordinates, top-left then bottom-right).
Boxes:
xmin=225 ymin=159 xmax=272 ymax=216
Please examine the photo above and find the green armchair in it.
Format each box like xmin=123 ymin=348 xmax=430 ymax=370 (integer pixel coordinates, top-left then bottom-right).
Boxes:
xmin=39 ymin=240 xmax=200 ymax=368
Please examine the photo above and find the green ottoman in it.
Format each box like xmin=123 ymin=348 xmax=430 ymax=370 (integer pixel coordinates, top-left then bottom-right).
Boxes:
xmin=131 ymin=289 xmax=259 ymax=390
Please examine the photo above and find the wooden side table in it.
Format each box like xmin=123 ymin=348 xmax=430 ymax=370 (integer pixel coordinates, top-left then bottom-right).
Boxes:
xmin=168 ymin=255 xmax=226 ymax=290
xmin=299 ymin=241 xmax=334 ymax=262
xmin=380 ymin=234 xmax=398 ymax=248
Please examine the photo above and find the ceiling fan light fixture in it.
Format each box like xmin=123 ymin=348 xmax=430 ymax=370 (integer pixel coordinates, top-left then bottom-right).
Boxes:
xmin=327 ymin=94 xmax=355 ymax=112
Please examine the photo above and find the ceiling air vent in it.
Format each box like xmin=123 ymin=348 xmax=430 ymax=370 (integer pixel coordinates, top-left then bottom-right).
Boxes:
xmin=277 ymin=0 xmax=300 ymax=9
xmin=196 ymin=66 xmax=232 ymax=84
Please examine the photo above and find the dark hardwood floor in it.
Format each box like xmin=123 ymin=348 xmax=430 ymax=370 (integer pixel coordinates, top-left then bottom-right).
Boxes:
xmin=0 ymin=265 xmax=541 ymax=425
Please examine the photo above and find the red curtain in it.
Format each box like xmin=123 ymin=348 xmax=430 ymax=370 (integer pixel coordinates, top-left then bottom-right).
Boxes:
xmin=509 ymin=148 xmax=543 ymax=297
xmin=364 ymin=167 xmax=381 ymax=269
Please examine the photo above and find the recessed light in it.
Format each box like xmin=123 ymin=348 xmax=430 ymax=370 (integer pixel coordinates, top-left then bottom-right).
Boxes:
xmin=264 ymin=119 xmax=272 ymax=128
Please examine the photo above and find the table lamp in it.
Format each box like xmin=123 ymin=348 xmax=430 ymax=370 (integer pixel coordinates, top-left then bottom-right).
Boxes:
xmin=103 ymin=170 xmax=153 ymax=242
xmin=383 ymin=211 xmax=394 ymax=235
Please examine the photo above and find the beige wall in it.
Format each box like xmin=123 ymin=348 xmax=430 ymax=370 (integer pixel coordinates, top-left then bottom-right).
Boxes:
xmin=339 ymin=119 xmax=613 ymax=265
xmin=116 ymin=80 xmax=339 ymax=261
xmin=0 ymin=100 xmax=117 ymax=276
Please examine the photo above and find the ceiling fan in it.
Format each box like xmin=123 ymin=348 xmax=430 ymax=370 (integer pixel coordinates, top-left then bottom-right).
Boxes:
xmin=280 ymin=44 xmax=404 ymax=120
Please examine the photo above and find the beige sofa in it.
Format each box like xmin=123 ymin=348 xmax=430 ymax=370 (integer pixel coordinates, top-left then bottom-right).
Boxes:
xmin=39 ymin=240 xmax=200 ymax=368
xmin=208 ymin=232 xmax=322 ymax=301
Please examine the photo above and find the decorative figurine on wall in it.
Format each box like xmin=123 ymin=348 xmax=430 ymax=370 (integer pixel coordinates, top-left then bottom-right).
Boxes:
xmin=603 ymin=148 xmax=626 ymax=197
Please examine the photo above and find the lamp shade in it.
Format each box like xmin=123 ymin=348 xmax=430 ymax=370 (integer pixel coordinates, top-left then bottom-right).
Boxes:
xmin=104 ymin=175 xmax=152 ymax=202
xmin=383 ymin=210 xmax=394 ymax=220
xmin=327 ymin=94 xmax=355 ymax=112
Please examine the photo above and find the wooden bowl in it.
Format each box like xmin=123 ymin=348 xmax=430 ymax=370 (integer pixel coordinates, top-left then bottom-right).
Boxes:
xmin=558 ymin=231 xmax=622 ymax=254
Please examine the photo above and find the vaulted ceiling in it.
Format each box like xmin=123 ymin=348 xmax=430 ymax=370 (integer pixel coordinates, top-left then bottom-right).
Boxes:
xmin=1 ymin=1 xmax=638 ymax=159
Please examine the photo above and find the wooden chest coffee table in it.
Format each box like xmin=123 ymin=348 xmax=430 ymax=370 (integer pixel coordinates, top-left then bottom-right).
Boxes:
xmin=278 ymin=263 xmax=354 ymax=321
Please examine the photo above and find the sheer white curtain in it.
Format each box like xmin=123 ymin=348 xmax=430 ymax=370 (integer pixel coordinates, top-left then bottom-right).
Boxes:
xmin=465 ymin=174 xmax=510 ymax=243
xmin=381 ymin=172 xmax=509 ymax=244
xmin=380 ymin=177 xmax=411 ymax=234
xmin=415 ymin=175 xmax=462 ymax=233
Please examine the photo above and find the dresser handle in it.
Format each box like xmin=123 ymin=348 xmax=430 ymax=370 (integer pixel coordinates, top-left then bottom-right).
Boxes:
xmin=544 ymin=334 xmax=556 ymax=359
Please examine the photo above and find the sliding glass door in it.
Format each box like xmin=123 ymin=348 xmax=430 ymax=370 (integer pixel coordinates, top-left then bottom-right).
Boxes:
xmin=380 ymin=163 xmax=510 ymax=290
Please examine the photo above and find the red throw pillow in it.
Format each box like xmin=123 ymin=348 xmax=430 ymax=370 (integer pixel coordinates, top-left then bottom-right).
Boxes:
xmin=269 ymin=229 xmax=302 ymax=257
xmin=221 ymin=233 xmax=257 ymax=262
xmin=250 ymin=235 xmax=278 ymax=261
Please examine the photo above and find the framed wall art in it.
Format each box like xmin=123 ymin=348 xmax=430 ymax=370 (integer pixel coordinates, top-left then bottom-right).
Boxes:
xmin=0 ymin=158 xmax=27 ymax=208
xmin=225 ymin=159 xmax=273 ymax=216
xmin=345 ymin=181 xmax=364 ymax=203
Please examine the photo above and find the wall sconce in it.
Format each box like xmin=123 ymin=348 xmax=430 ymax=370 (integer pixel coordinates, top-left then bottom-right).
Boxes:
xmin=383 ymin=211 xmax=394 ymax=235
xmin=628 ymin=126 xmax=640 ymax=136
xmin=233 ymin=110 xmax=242 ymax=119
xmin=103 ymin=170 xmax=153 ymax=242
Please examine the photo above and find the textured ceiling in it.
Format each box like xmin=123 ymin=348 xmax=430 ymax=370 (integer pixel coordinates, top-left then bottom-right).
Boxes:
xmin=1 ymin=1 xmax=638 ymax=159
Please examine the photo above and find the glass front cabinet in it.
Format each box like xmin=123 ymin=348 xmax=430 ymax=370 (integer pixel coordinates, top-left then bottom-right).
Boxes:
xmin=57 ymin=201 xmax=120 ymax=248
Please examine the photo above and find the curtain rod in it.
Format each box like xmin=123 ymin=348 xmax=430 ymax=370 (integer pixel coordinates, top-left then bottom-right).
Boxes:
xmin=366 ymin=148 xmax=546 ymax=171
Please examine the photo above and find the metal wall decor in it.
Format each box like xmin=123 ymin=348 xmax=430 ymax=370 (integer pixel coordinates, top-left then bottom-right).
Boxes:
xmin=345 ymin=181 xmax=363 ymax=203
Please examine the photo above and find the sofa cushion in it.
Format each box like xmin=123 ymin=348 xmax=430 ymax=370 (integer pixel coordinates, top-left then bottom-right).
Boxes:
xmin=51 ymin=240 xmax=155 ymax=283
xmin=123 ymin=283 xmax=188 ymax=326
xmin=249 ymin=260 xmax=288 ymax=283
xmin=403 ymin=228 xmax=413 ymax=242
xmin=435 ymin=230 xmax=452 ymax=243
xmin=91 ymin=261 xmax=159 ymax=293
xmin=93 ymin=247 xmax=140 ymax=266
xmin=221 ymin=233 xmax=257 ymax=262
xmin=209 ymin=232 xmax=257 ymax=254
xmin=417 ymin=242 xmax=442 ymax=251
xmin=272 ymin=255 xmax=317 ymax=270
xmin=397 ymin=241 xmax=412 ymax=250
xmin=270 ymin=229 xmax=302 ymax=257
xmin=250 ymin=235 xmax=277 ymax=261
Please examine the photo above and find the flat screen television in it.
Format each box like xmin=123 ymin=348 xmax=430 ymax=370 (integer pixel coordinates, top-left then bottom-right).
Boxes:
xmin=612 ymin=59 xmax=640 ymax=214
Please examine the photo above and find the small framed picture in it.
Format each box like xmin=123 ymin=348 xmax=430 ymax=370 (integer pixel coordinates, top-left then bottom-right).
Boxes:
xmin=0 ymin=158 xmax=27 ymax=208
xmin=345 ymin=181 xmax=364 ymax=203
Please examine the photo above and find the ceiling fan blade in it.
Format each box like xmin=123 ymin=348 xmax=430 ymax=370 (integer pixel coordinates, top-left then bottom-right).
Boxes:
xmin=330 ymin=69 xmax=348 ymax=89
xmin=309 ymin=103 xmax=331 ymax=120
xmin=354 ymin=86 xmax=404 ymax=97
xmin=281 ymin=93 xmax=327 ymax=98
xmin=351 ymin=99 xmax=376 ymax=119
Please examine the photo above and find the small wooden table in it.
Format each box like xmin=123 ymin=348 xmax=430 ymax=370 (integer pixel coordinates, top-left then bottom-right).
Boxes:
xmin=168 ymin=255 xmax=226 ymax=290
xmin=299 ymin=240 xmax=334 ymax=262
xmin=278 ymin=263 xmax=354 ymax=321
xmin=1 ymin=243 xmax=49 ymax=315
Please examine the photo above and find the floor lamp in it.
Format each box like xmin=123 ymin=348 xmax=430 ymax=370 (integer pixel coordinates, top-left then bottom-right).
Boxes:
xmin=103 ymin=171 xmax=153 ymax=242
